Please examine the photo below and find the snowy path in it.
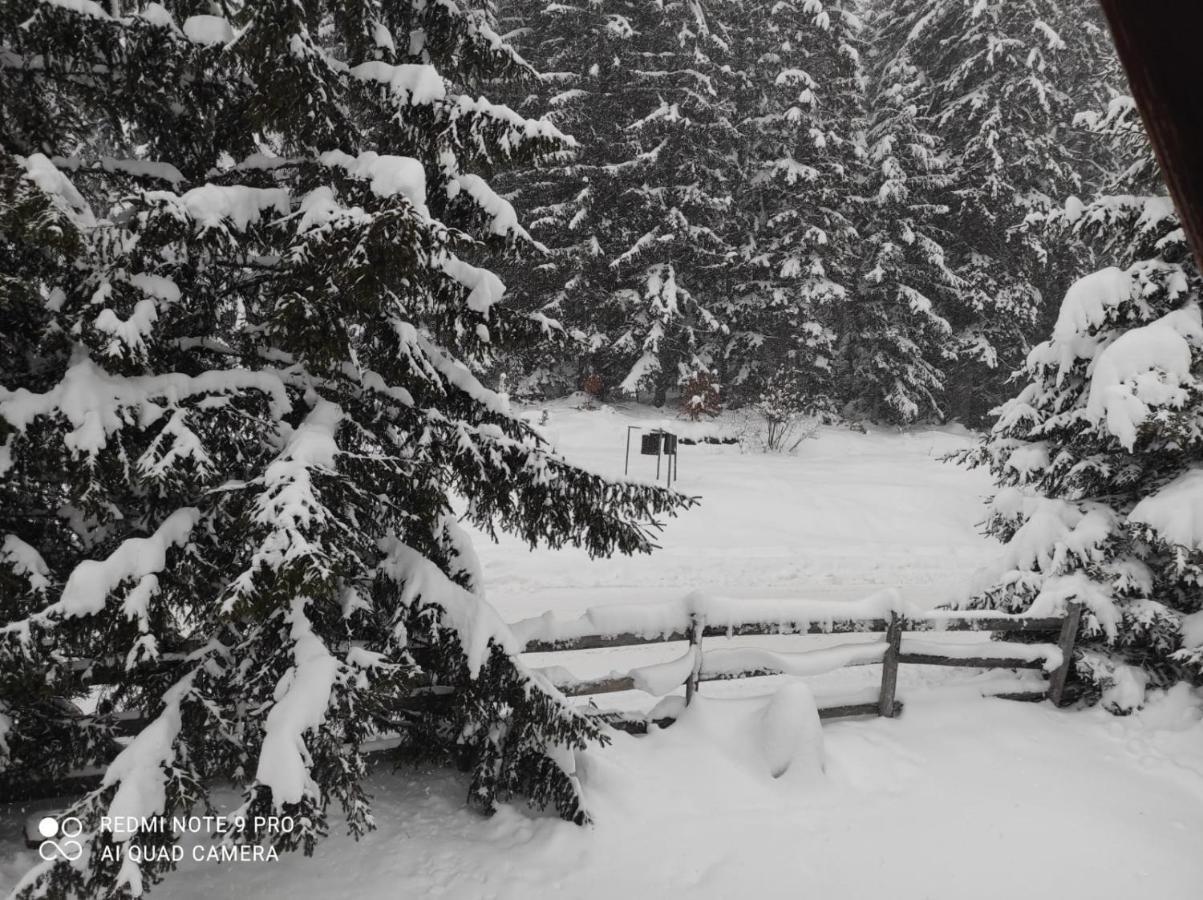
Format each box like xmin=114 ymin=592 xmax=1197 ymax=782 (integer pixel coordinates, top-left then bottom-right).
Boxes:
xmin=4 ymin=404 xmax=1202 ymax=899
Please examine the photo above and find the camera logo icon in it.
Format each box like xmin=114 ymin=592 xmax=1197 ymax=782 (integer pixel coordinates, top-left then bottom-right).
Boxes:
xmin=37 ymin=816 xmax=84 ymax=862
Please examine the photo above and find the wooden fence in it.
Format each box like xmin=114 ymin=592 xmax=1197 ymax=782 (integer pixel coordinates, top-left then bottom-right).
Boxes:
xmin=519 ymin=600 xmax=1085 ymax=733
xmin=4 ymin=596 xmax=1084 ymax=801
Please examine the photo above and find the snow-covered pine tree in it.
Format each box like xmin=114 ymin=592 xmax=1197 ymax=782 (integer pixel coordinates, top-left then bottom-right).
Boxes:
xmin=719 ymin=0 xmax=862 ymax=414
xmin=879 ymin=0 xmax=1109 ymax=423
xmin=496 ymin=0 xmax=735 ymax=406
xmin=958 ymin=88 xmax=1203 ymax=708
xmin=0 ymin=1 xmax=688 ymax=896
xmin=844 ymin=24 xmax=958 ymax=424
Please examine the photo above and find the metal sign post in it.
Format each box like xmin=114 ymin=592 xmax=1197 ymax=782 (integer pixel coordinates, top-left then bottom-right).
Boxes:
xmin=624 ymin=425 xmax=639 ymax=475
xmin=623 ymin=427 xmax=679 ymax=488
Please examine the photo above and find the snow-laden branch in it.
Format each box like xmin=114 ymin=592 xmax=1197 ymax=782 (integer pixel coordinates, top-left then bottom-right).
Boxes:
xmin=255 ymin=599 xmax=344 ymax=806
xmin=144 ymin=184 xmax=291 ymax=232
xmin=222 ymin=400 xmax=344 ymax=612
xmin=19 ymin=152 xmax=96 ymax=226
xmin=319 ymin=150 xmax=429 ymax=214
xmin=0 ymin=534 xmax=51 ymax=594
xmin=448 ymin=173 xmax=529 ymax=239
xmin=376 ymin=537 xmax=522 ymax=676
xmin=1 ymin=508 xmax=200 ymax=637
xmin=349 ymin=60 xmax=446 ymax=105
xmin=440 ymin=255 xmax=507 ymax=316
xmin=1085 ymin=305 xmax=1203 ymax=450
xmin=0 ymin=354 xmax=291 ymax=456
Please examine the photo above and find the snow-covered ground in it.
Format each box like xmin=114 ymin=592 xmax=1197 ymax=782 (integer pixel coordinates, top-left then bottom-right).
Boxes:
xmin=4 ymin=401 xmax=1202 ymax=899
xmin=483 ymin=401 xmax=993 ymax=622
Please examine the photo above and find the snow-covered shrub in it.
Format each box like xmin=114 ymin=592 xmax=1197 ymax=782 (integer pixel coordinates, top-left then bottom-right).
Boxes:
xmin=679 ymin=372 xmax=722 ymax=421
xmin=960 ymin=259 xmax=1203 ymax=711
xmin=581 ymin=373 xmax=605 ymax=400
xmin=752 ymin=375 xmax=823 ymax=453
xmin=0 ymin=2 xmax=689 ymax=897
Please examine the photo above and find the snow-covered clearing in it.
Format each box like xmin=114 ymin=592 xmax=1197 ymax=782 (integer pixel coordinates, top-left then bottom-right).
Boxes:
xmin=3 ymin=401 xmax=1202 ymax=899
xmin=486 ymin=401 xmax=992 ymax=622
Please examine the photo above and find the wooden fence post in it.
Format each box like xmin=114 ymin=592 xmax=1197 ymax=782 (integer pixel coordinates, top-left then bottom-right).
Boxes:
xmin=1047 ymin=602 xmax=1083 ymax=707
xmin=685 ymin=614 xmax=704 ymax=706
xmin=878 ymin=611 xmax=902 ymax=717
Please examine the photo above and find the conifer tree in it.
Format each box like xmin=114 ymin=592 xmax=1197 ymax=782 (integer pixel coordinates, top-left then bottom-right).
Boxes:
xmin=719 ymin=0 xmax=862 ymax=414
xmin=845 ymin=31 xmax=959 ymax=423
xmin=0 ymin=2 xmax=687 ymax=896
xmin=959 ymin=89 xmax=1203 ymax=709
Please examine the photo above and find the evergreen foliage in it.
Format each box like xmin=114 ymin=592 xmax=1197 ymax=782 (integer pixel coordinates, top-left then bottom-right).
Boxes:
xmin=958 ymin=86 xmax=1203 ymax=710
xmin=0 ymin=1 xmax=688 ymax=896
xmin=846 ymin=31 xmax=957 ymax=423
xmin=719 ymin=0 xmax=861 ymax=414
xmin=496 ymin=0 xmax=737 ymax=405
xmin=496 ymin=0 xmax=1117 ymax=425
xmin=849 ymin=0 xmax=1111 ymax=423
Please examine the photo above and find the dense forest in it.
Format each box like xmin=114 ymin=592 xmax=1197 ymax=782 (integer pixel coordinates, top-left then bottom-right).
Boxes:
xmin=484 ymin=0 xmax=1153 ymax=427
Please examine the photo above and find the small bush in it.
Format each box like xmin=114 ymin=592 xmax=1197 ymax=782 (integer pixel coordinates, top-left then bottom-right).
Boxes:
xmin=752 ymin=377 xmax=825 ymax=452
xmin=679 ymin=372 xmax=722 ymax=420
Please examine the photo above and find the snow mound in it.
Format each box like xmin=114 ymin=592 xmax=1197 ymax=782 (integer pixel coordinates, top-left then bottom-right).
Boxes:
xmin=1102 ymin=663 xmax=1150 ymax=715
xmin=759 ymin=682 xmax=824 ymax=779
xmin=1130 ymin=467 xmax=1203 ymax=551
xmin=349 ymin=61 xmax=446 ymax=105
xmin=1085 ymin=305 xmax=1203 ymax=450
xmin=182 ymin=15 xmax=234 ymax=46
xmin=20 ymin=152 xmax=95 ymax=226
xmin=1051 ymin=266 xmax=1132 ymax=343
xmin=319 ymin=150 xmax=428 ymax=212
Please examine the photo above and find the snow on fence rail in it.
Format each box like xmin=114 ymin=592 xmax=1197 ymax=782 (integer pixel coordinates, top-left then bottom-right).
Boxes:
xmin=514 ymin=590 xmax=1084 ymax=732
xmin=6 ymin=591 xmax=1083 ymax=800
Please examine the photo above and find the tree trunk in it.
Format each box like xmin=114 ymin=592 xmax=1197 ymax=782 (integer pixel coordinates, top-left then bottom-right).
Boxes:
xmin=1098 ymin=0 xmax=1203 ymax=275
xmin=653 ymin=337 xmax=676 ymax=407
xmin=653 ymin=373 xmax=668 ymax=407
